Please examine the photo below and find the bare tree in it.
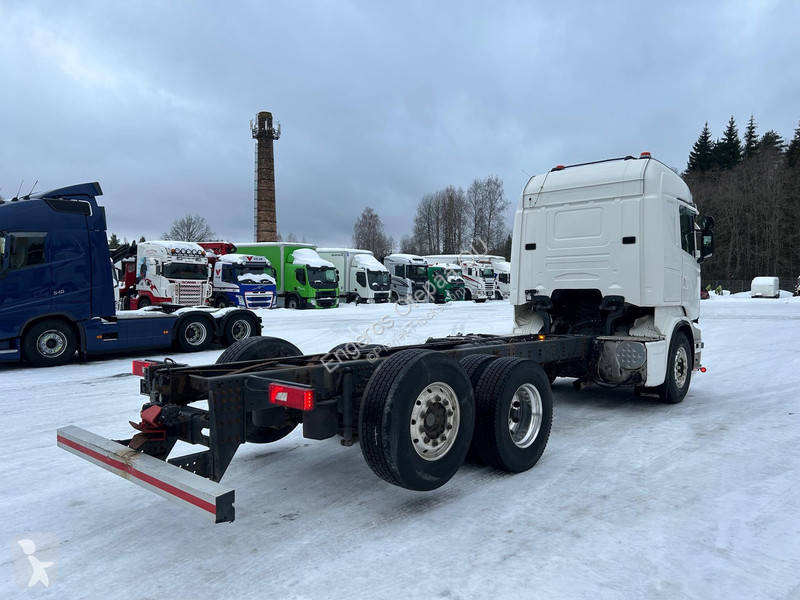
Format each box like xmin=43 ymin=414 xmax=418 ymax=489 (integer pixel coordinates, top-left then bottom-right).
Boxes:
xmin=466 ymin=175 xmax=510 ymax=254
xmin=352 ymin=207 xmax=394 ymax=258
xmin=162 ymin=214 xmax=214 ymax=242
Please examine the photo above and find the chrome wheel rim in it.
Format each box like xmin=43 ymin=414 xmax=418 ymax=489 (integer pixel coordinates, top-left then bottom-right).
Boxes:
xmin=409 ymin=382 xmax=460 ymax=460
xmin=185 ymin=323 xmax=208 ymax=346
xmin=37 ymin=330 xmax=67 ymax=357
xmin=230 ymin=319 xmax=252 ymax=341
xmin=674 ymin=345 xmax=689 ymax=389
xmin=508 ymin=383 xmax=542 ymax=448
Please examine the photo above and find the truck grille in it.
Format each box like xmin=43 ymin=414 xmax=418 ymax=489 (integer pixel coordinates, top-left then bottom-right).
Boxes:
xmin=316 ymin=290 xmax=337 ymax=298
xmin=175 ymin=281 xmax=204 ymax=306
xmin=244 ymin=291 xmax=275 ymax=308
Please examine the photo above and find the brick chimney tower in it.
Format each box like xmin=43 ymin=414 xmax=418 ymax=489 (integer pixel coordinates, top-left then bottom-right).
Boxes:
xmin=250 ymin=111 xmax=281 ymax=241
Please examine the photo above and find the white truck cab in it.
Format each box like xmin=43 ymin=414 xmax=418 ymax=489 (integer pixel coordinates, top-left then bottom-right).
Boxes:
xmin=511 ymin=153 xmax=715 ymax=402
xmin=383 ymin=254 xmax=430 ymax=303
xmin=487 ymin=256 xmax=511 ymax=300
xmin=134 ymin=240 xmax=212 ymax=308
xmin=317 ymin=248 xmax=391 ymax=304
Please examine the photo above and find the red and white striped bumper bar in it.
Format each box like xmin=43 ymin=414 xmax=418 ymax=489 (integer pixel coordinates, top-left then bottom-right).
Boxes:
xmin=56 ymin=426 xmax=235 ymax=523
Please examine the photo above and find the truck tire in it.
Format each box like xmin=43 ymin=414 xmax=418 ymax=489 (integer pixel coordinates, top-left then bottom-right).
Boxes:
xmin=216 ymin=336 xmax=303 ymax=443
xmin=286 ymin=295 xmax=301 ymax=310
xmin=359 ymin=349 xmax=475 ymax=491
xmin=137 ymin=296 xmax=151 ymax=309
xmin=23 ymin=319 xmax=77 ymax=367
xmin=475 ymin=298 xmax=487 ymax=304
xmin=658 ymin=330 xmax=692 ymax=404
xmin=459 ymin=354 xmax=499 ymax=464
xmin=390 ymin=291 xmax=399 ymax=303
xmin=215 ymin=296 xmax=231 ymax=308
xmin=176 ymin=315 xmax=213 ymax=352
xmin=472 ymin=357 xmax=553 ymax=473
xmin=464 ymin=289 xmax=472 ymax=301
xmin=222 ymin=312 xmax=259 ymax=346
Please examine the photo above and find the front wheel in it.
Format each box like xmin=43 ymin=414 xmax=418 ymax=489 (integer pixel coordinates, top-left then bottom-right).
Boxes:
xmin=359 ymin=349 xmax=474 ymax=491
xmin=286 ymin=295 xmax=301 ymax=310
xmin=136 ymin=296 xmax=151 ymax=309
xmin=23 ymin=319 xmax=77 ymax=367
xmin=215 ymin=296 xmax=231 ymax=308
xmin=658 ymin=331 xmax=692 ymax=404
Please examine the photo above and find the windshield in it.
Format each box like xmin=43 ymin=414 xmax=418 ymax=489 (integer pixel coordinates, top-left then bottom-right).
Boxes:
xmin=163 ymin=262 xmax=208 ymax=280
xmin=407 ymin=265 xmax=428 ymax=280
xmin=368 ymin=270 xmax=390 ymax=288
xmin=481 ymin=268 xmax=494 ymax=278
xmin=308 ymin=266 xmax=337 ymax=289
xmin=498 ymin=273 xmax=510 ymax=284
xmin=235 ymin=265 xmax=276 ymax=284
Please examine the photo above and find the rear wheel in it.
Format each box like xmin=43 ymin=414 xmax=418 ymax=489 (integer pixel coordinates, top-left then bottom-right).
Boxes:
xmin=216 ymin=336 xmax=303 ymax=443
xmin=460 ymin=354 xmax=499 ymax=463
xmin=359 ymin=349 xmax=474 ymax=490
xmin=223 ymin=312 xmax=259 ymax=346
xmin=23 ymin=319 xmax=77 ymax=367
xmin=473 ymin=357 xmax=553 ymax=473
xmin=176 ymin=316 xmax=213 ymax=352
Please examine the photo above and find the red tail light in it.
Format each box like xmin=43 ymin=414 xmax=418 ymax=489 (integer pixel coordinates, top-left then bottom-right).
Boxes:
xmin=132 ymin=360 xmax=157 ymax=377
xmin=269 ymin=383 xmax=315 ymax=411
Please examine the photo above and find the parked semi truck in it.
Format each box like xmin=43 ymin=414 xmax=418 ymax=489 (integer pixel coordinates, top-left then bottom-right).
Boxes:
xmin=427 ymin=262 xmax=466 ymax=303
xmin=0 ymin=183 xmax=262 ymax=367
xmin=58 ymin=153 xmax=715 ymax=522
xmin=487 ymin=256 xmax=511 ymax=300
xmin=198 ymin=242 xmax=278 ymax=309
xmin=132 ymin=240 xmax=212 ymax=309
xmin=424 ymin=254 xmax=495 ymax=302
xmin=316 ymin=248 xmax=391 ymax=304
xmin=233 ymin=242 xmax=338 ymax=309
xmin=383 ymin=253 xmax=430 ymax=303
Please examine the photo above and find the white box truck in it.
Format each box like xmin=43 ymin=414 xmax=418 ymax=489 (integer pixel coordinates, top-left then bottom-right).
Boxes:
xmin=317 ymin=248 xmax=391 ymax=304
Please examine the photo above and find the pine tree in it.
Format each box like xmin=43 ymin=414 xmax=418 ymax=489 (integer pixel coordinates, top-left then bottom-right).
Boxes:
xmin=714 ymin=116 xmax=742 ymax=170
xmin=108 ymin=233 xmax=121 ymax=249
xmin=687 ymin=123 xmax=715 ymax=173
xmin=743 ymin=114 xmax=759 ymax=159
xmin=759 ymin=130 xmax=785 ymax=155
xmin=785 ymin=119 xmax=800 ymax=168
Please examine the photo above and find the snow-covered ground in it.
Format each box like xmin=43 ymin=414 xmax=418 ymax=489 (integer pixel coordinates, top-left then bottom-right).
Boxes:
xmin=1 ymin=295 xmax=799 ymax=599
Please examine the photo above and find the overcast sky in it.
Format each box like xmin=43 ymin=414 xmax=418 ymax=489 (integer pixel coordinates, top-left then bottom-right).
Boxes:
xmin=2 ymin=1 xmax=798 ymax=247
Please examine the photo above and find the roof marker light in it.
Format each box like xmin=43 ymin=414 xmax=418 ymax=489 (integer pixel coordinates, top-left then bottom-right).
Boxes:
xmin=640 ymin=152 xmax=651 ymax=159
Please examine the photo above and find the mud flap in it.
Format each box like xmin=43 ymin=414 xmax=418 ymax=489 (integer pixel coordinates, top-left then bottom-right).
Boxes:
xmin=57 ymin=425 xmax=235 ymax=523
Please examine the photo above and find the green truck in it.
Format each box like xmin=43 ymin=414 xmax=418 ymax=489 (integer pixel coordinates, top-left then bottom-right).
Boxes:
xmin=427 ymin=263 xmax=467 ymax=303
xmin=232 ymin=242 xmax=339 ymax=309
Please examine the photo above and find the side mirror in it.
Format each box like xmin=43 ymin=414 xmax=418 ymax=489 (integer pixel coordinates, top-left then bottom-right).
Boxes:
xmin=697 ymin=229 xmax=715 ymax=264
xmin=701 ymin=215 xmax=715 ymax=230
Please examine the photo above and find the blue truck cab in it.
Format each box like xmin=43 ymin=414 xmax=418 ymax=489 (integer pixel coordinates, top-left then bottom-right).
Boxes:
xmin=0 ymin=183 xmax=262 ymax=367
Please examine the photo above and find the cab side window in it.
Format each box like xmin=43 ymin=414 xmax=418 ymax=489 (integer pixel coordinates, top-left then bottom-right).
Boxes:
xmin=679 ymin=209 xmax=696 ymax=255
xmin=7 ymin=232 xmax=47 ymax=270
xmin=296 ymin=269 xmax=306 ymax=285
xmin=394 ymin=265 xmax=404 ymax=277
xmin=356 ymin=272 xmax=366 ymax=287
